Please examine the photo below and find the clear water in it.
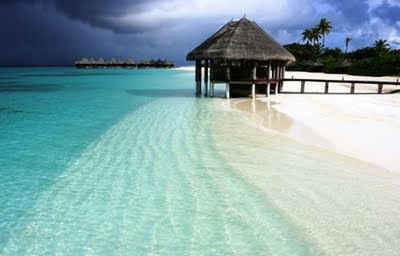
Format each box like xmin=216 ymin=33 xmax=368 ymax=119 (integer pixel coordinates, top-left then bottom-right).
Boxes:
xmin=0 ymin=68 xmax=399 ymax=255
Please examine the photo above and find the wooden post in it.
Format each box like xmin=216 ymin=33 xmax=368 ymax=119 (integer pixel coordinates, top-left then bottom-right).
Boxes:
xmin=266 ymin=83 xmax=270 ymax=97
xmin=301 ymin=81 xmax=305 ymax=93
xmin=204 ymin=59 xmax=209 ymax=96
xmin=226 ymin=65 xmax=231 ymax=81
xmin=210 ymin=82 xmax=214 ymax=97
xmin=252 ymin=63 xmax=257 ymax=99
xmin=276 ymin=65 xmax=280 ymax=80
xmin=252 ymin=63 xmax=257 ymax=81
xmin=279 ymin=66 xmax=285 ymax=93
xmin=268 ymin=65 xmax=272 ymax=81
xmin=378 ymin=83 xmax=383 ymax=94
xmin=275 ymin=65 xmax=280 ymax=95
xmin=210 ymin=60 xmax=214 ymax=80
xmin=350 ymin=83 xmax=355 ymax=94
xmin=277 ymin=65 xmax=281 ymax=94
xmin=226 ymin=83 xmax=230 ymax=99
xmin=325 ymin=81 xmax=329 ymax=94
xmin=195 ymin=60 xmax=201 ymax=96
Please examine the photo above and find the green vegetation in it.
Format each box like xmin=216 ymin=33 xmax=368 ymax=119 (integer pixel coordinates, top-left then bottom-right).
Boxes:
xmin=286 ymin=18 xmax=400 ymax=77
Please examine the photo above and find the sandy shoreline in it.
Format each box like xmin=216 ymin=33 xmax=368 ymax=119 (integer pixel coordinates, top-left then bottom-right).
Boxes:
xmin=223 ymin=71 xmax=400 ymax=173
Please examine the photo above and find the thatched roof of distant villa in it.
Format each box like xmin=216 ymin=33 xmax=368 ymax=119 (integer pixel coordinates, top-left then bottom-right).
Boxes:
xmin=305 ymin=60 xmax=324 ymax=67
xmin=75 ymin=58 xmax=89 ymax=65
xmin=126 ymin=59 xmax=135 ymax=65
xmin=139 ymin=60 xmax=151 ymax=65
xmin=187 ymin=17 xmax=295 ymax=62
xmin=340 ymin=59 xmax=352 ymax=68
xmin=97 ymin=58 xmax=105 ymax=65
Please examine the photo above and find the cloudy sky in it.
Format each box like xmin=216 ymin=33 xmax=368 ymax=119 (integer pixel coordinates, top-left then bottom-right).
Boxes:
xmin=0 ymin=0 xmax=399 ymax=66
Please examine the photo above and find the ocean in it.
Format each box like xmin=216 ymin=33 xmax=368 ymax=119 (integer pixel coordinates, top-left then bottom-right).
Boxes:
xmin=0 ymin=67 xmax=399 ymax=255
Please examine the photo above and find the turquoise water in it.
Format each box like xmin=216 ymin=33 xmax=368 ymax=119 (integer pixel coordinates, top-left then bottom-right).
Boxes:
xmin=0 ymin=68 xmax=399 ymax=255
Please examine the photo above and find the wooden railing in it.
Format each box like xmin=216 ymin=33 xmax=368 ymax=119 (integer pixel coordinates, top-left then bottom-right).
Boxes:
xmin=282 ymin=78 xmax=400 ymax=94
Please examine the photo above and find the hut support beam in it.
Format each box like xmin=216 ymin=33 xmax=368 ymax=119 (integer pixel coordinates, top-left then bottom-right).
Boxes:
xmin=195 ymin=60 xmax=201 ymax=96
xmin=301 ymin=81 xmax=305 ymax=93
xmin=275 ymin=66 xmax=279 ymax=95
xmin=378 ymin=84 xmax=383 ymax=94
xmin=226 ymin=84 xmax=230 ymax=99
xmin=351 ymin=83 xmax=355 ymax=94
xmin=266 ymin=83 xmax=270 ymax=98
xmin=204 ymin=60 xmax=209 ymax=96
xmin=279 ymin=66 xmax=285 ymax=93
xmin=268 ymin=65 xmax=272 ymax=81
xmin=252 ymin=63 xmax=257 ymax=99
xmin=210 ymin=82 xmax=214 ymax=97
xmin=325 ymin=82 xmax=329 ymax=94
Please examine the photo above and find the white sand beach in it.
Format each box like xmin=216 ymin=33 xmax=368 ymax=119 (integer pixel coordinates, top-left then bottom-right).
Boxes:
xmin=224 ymin=71 xmax=400 ymax=173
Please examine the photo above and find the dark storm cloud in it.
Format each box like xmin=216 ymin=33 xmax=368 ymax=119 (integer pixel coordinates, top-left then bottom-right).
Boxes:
xmin=0 ymin=0 xmax=154 ymax=33
xmin=52 ymin=0 xmax=154 ymax=33
xmin=0 ymin=0 xmax=399 ymax=66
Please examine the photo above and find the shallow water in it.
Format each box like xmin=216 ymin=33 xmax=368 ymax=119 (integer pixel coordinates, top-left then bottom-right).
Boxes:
xmin=0 ymin=68 xmax=399 ymax=255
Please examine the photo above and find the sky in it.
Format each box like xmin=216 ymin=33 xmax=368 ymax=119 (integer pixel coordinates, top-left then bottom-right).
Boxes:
xmin=0 ymin=0 xmax=399 ymax=66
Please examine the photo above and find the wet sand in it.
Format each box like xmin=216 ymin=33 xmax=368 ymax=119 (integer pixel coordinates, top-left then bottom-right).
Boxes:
xmin=224 ymin=72 xmax=400 ymax=173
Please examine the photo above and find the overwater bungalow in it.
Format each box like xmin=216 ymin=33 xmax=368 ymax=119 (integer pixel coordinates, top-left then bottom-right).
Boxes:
xmin=125 ymin=59 xmax=136 ymax=68
xmin=187 ymin=17 xmax=296 ymax=98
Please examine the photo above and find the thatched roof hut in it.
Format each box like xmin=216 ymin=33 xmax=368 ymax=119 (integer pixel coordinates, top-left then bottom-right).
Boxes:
xmin=75 ymin=58 xmax=89 ymax=65
xmin=340 ymin=59 xmax=352 ymax=68
xmin=163 ymin=60 xmax=174 ymax=68
xmin=97 ymin=58 xmax=105 ymax=65
xmin=125 ymin=59 xmax=136 ymax=65
xmin=109 ymin=58 xmax=117 ymax=65
xmin=186 ymin=17 xmax=295 ymax=98
xmin=187 ymin=17 xmax=295 ymax=62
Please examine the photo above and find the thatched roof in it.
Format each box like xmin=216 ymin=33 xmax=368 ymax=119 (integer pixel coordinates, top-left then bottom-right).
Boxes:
xmin=75 ymin=58 xmax=89 ymax=65
xmin=340 ymin=59 xmax=352 ymax=67
xmin=305 ymin=60 xmax=324 ymax=67
xmin=126 ymin=59 xmax=136 ymax=65
xmin=109 ymin=58 xmax=117 ymax=65
xmin=187 ymin=17 xmax=295 ymax=62
xmin=97 ymin=58 xmax=105 ymax=65
xmin=139 ymin=60 xmax=151 ymax=65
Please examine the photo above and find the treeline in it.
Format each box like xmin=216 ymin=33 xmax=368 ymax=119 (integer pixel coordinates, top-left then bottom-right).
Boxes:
xmin=285 ymin=19 xmax=400 ymax=76
xmin=75 ymin=58 xmax=174 ymax=69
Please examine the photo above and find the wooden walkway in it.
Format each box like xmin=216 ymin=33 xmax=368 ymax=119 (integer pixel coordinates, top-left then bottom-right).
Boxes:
xmin=281 ymin=78 xmax=400 ymax=94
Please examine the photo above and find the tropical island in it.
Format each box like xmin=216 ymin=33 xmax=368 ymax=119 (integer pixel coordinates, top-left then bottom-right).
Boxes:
xmin=74 ymin=58 xmax=175 ymax=69
xmin=285 ymin=18 xmax=400 ymax=76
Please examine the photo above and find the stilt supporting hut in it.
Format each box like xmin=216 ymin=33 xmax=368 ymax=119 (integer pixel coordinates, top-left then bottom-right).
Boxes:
xmin=186 ymin=17 xmax=295 ymax=98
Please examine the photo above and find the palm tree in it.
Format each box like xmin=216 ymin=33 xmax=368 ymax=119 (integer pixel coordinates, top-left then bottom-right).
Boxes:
xmin=302 ymin=29 xmax=313 ymax=44
xmin=317 ymin=18 xmax=332 ymax=47
xmin=345 ymin=37 xmax=352 ymax=53
xmin=374 ymin=39 xmax=390 ymax=53
xmin=311 ymin=26 xmax=322 ymax=46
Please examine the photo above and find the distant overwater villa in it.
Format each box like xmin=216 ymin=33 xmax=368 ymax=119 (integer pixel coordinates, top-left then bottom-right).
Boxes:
xmin=75 ymin=58 xmax=175 ymax=69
